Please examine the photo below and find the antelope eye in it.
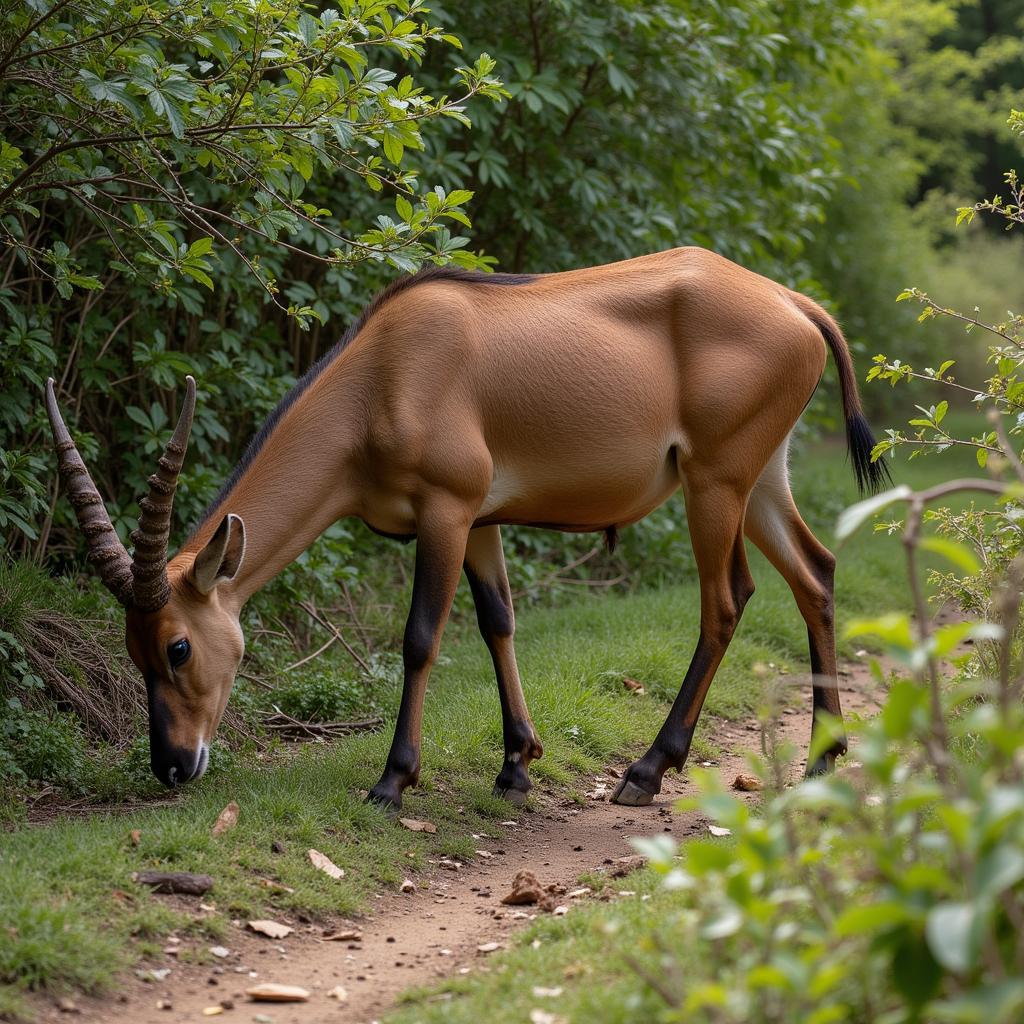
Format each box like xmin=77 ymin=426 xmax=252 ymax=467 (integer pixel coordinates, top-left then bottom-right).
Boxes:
xmin=167 ymin=638 xmax=191 ymax=668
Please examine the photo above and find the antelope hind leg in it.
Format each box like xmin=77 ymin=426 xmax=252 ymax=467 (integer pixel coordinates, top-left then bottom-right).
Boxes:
xmin=464 ymin=525 xmax=543 ymax=805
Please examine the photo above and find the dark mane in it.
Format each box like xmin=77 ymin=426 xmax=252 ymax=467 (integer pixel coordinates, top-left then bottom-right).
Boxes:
xmin=194 ymin=266 xmax=534 ymax=533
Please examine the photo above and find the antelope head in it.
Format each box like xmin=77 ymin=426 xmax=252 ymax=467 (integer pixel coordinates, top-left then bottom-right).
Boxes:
xmin=45 ymin=377 xmax=247 ymax=787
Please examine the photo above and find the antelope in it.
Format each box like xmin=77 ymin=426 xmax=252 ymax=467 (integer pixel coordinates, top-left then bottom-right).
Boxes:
xmin=46 ymin=247 xmax=888 ymax=808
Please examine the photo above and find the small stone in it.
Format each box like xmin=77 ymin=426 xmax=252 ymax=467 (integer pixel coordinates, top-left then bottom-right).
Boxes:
xmin=609 ymin=855 xmax=646 ymax=878
xmin=400 ymin=878 xmax=416 ymax=893
xmin=209 ymin=946 xmax=231 ymax=959
xmin=501 ymin=870 xmax=545 ymax=906
xmin=57 ymin=997 xmax=79 ymax=1014
xmin=327 ymin=985 xmax=348 ymax=1002
xmin=245 ymin=983 xmax=310 ymax=1003
xmin=732 ymin=773 xmax=763 ymax=792
xmin=477 ymin=942 xmax=501 ymax=954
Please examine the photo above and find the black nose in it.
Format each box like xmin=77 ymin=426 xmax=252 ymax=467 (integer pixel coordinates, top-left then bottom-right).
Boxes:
xmin=147 ymin=683 xmax=205 ymax=787
xmin=151 ymin=744 xmax=202 ymax=788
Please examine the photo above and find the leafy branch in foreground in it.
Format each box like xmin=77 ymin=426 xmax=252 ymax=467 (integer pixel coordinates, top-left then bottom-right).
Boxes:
xmin=629 ymin=469 xmax=1024 ymax=1023
xmin=860 ymin=111 xmax=1024 ymax=636
xmin=0 ymin=0 xmax=506 ymax=321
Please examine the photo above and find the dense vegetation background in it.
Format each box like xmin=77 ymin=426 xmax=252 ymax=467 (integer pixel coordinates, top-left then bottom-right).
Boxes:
xmin=1 ymin=0 xmax=1023 ymax=789
xmin=5 ymin=4 xmax=1024 ymax=1022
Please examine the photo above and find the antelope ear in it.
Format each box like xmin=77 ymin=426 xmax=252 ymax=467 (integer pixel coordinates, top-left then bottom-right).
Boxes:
xmin=192 ymin=514 xmax=246 ymax=594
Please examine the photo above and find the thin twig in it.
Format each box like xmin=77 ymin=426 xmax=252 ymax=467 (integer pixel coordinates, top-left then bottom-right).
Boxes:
xmin=298 ymin=600 xmax=372 ymax=675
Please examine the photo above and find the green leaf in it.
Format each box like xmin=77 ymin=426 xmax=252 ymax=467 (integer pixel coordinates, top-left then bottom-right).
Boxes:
xmin=926 ymin=902 xmax=981 ymax=973
xmin=297 ymin=12 xmax=319 ymax=46
xmin=975 ymin=844 xmax=1024 ymax=899
xmin=834 ymin=901 xmax=911 ymax=937
xmin=891 ymin=928 xmax=943 ymax=1008
xmin=844 ymin=612 xmax=914 ymax=648
xmin=881 ymin=680 xmax=926 ymax=738
xmin=395 ymin=195 xmax=413 ymax=222
xmin=181 ymin=264 xmax=214 ymax=290
xmin=185 ymin=236 xmax=213 ymax=258
xmin=836 ymin=485 xmax=912 ymax=540
xmin=700 ymin=903 xmax=742 ymax=940
xmin=918 ymin=537 xmax=982 ymax=575
xmin=931 ymin=980 xmax=1024 ymax=1023
xmin=382 ymin=130 xmax=404 ymax=164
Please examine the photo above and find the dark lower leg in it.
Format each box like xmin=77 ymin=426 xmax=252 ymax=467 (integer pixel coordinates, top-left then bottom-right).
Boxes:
xmin=613 ymin=508 xmax=753 ymax=806
xmin=806 ymin=614 xmax=848 ymax=775
xmin=368 ymin=517 xmax=467 ymax=810
xmin=613 ymin=633 xmax=723 ymax=802
xmin=464 ymin=527 xmax=542 ymax=803
xmin=748 ymin=508 xmax=846 ymax=777
xmin=792 ymin=539 xmax=846 ymax=775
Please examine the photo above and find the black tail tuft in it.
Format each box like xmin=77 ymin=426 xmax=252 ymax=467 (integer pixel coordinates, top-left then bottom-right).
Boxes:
xmin=847 ymin=413 xmax=892 ymax=495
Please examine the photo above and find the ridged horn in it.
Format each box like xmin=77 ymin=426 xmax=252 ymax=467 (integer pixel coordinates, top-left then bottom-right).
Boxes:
xmin=130 ymin=376 xmax=196 ymax=613
xmin=45 ymin=378 xmax=135 ymax=607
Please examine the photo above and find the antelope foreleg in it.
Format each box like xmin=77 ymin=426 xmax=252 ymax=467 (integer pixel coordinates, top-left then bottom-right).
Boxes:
xmin=464 ymin=525 xmax=542 ymax=805
xmin=367 ymin=503 xmax=471 ymax=811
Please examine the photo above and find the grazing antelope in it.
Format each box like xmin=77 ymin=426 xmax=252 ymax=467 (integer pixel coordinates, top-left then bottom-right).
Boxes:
xmin=47 ymin=247 xmax=888 ymax=808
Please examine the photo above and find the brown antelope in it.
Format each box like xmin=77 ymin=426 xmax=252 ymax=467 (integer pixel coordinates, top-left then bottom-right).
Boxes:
xmin=47 ymin=247 xmax=888 ymax=808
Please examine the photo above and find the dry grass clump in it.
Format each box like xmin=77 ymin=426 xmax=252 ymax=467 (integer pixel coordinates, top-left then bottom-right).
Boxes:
xmin=15 ymin=606 xmax=144 ymax=747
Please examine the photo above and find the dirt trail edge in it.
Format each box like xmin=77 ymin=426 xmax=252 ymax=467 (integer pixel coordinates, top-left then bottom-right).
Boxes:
xmin=41 ymin=662 xmax=882 ymax=1024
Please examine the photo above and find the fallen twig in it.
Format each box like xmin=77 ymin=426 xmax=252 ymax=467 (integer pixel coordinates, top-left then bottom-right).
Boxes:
xmin=259 ymin=706 xmax=383 ymax=740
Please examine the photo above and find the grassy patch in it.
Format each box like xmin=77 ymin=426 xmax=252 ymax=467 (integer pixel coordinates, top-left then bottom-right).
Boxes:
xmin=0 ymin=435 xmax=964 ymax=1013
xmin=389 ymin=869 xmax=681 ymax=1024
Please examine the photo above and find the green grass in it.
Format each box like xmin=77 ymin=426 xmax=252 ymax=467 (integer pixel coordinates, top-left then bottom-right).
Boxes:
xmin=0 ymin=434 xmax=970 ymax=1016
xmin=389 ymin=869 xmax=686 ymax=1024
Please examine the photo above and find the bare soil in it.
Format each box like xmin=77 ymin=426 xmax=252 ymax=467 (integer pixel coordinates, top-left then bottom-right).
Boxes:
xmin=29 ymin=659 xmax=884 ymax=1024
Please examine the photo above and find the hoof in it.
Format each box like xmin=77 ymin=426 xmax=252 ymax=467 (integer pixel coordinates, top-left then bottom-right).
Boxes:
xmin=493 ymin=784 xmax=529 ymax=807
xmin=610 ymin=778 xmax=655 ymax=806
xmin=366 ymin=786 xmax=402 ymax=814
xmin=805 ymin=751 xmax=837 ymax=778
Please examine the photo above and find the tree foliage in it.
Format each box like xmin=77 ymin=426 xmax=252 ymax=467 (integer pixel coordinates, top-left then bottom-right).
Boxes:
xmin=416 ymin=0 xmax=868 ymax=279
xmin=0 ymin=0 xmax=502 ymax=565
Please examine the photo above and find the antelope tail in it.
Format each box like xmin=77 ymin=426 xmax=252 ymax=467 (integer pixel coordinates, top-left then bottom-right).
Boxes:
xmin=795 ymin=297 xmax=892 ymax=495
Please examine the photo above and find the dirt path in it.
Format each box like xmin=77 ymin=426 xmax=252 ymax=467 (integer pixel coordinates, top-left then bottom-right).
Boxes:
xmin=36 ymin=660 xmax=883 ymax=1024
